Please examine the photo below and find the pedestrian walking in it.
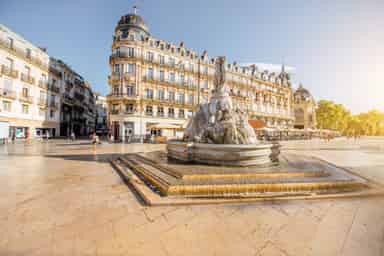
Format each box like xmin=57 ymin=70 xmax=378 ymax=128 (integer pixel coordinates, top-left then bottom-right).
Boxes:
xmin=71 ymin=131 xmax=76 ymax=141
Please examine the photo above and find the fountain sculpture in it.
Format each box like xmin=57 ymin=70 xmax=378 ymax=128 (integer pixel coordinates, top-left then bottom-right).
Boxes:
xmin=167 ymin=57 xmax=280 ymax=166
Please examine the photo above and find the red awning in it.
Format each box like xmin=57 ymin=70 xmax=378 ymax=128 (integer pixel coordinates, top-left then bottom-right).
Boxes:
xmin=248 ymin=120 xmax=266 ymax=129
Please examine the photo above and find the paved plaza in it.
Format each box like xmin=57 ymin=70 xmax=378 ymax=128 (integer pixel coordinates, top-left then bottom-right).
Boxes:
xmin=0 ymin=138 xmax=384 ymax=256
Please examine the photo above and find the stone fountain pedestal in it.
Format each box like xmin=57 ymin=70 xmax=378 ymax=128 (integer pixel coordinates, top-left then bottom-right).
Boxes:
xmin=167 ymin=141 xmax=280 ymax=167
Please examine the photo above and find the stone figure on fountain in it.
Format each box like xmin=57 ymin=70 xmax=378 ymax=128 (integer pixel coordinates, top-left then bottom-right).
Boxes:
xmin=184 ymin=56 xmax=258 ymax=145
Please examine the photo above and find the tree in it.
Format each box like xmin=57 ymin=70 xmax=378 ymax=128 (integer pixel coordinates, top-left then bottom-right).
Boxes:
xmin=316 ymin=100 xmax=351 ymax=133
xmin=316 ymin=101 xmax=384 ymax=136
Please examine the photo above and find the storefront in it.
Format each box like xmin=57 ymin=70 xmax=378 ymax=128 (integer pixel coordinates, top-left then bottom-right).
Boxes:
xmin=10 ymin=126 xmax=29 ymax=139
xmin=35 ymin=128 xmax=56 ymax=138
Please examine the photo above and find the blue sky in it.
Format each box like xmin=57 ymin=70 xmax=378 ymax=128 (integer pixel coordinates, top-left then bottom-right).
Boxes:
xmin=1 ymin=0 xmax=383 ymax=113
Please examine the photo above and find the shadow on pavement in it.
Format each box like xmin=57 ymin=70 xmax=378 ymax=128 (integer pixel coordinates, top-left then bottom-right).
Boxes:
xmin=45 ymin=153 xmax=122 ymax=163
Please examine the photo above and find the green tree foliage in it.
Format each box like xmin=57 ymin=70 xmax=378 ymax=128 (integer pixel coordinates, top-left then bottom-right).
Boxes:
xmin=316 ymin=100 xmax=384 ymax=136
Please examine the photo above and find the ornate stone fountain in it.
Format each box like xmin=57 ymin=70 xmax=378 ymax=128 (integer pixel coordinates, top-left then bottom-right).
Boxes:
xmin=167 ymin=57 xmax=280 ymax=166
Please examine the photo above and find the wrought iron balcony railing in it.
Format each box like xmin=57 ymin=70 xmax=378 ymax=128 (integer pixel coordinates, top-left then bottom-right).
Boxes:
xmin=1 ymin=65 xmax=18 ymax=78
xmin=20 ymin=73 xmax=35 ymax=85
xmin=0 ymin=88 xmax=16 ymax=99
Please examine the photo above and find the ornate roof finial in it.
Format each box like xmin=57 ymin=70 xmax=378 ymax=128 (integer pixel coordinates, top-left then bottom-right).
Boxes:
xmin=133 ymin=5 xmax=138 ymax=14
xmin=281 ymin=56 xmax=285 ymax=73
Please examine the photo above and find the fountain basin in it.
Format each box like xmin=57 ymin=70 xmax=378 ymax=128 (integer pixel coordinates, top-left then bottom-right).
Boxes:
xmin=167 ymin=140 xmax=280 ymax=167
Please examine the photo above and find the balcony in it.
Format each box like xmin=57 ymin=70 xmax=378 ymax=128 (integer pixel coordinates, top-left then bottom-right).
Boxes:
xmin=38 ymin=80 xmax=49 ymax=89
xmin=142 ymin=75 xmax=197 ymax=92
xmin=38 ymin=98 xmax=47 ymax=107
xmin=106 ymin=93 xmax=137 ymax=101
xmin=19 ymin=94 xmax=33 ymax=104
xmin=49 ymin=101 xmax=58 ymax=109
xmin=108 ymin=73 xmax=120 ymax=85
xmin=123 ymin=72 xmax=135 ymax=82
xmin=0 ymin=38 xmax=49 ymax=71
xmin=49 ymin=83 xmax=60 ymax=93
xmin=0 ymin=88 xmax=16 ymax=99
xmin=1 ymin=65 xmax=18 ymax=79
xmin=62 ymin=93 xmax=75 ymax=105
xmin=111 ymin=109 xmax=120 ymax=115
xmin=20 ymin=73 xmax=35 ymax=85
xmin=74 ymin=92 xmax=85 ymax=101
xmin=109 ymin=52 xmax=139 ymax=63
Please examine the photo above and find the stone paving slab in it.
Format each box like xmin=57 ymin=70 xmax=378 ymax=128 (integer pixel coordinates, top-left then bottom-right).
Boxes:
xmin=0 ymin=138 xmax=384 ymax=255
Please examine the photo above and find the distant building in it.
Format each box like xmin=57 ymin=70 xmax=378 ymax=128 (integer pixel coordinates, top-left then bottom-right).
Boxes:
xmin=293 ymin=84 xmax=317 ymax=129
xmin=107 ymin=11 xmax=295 ymax=140
xmin=95 ymin=93 xmax=108 ymax=135
xmin=0 ymin=24 xmax=60 ymax=138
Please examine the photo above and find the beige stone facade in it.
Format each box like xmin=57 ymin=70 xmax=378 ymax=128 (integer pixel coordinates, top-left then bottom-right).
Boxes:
xmin=0 ymin=24 xmax=60 ymax=138
xmin=108 ymin=12 xmax=295 ymax=141
xmin=293 ymin=84 xmax=317 ymax=129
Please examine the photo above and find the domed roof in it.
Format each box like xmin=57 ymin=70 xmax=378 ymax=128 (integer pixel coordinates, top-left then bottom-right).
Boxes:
xmin=294 ymin=84 xmax=313 ymax=102
xmin=116 ymin=13 xmax=150 ymax=36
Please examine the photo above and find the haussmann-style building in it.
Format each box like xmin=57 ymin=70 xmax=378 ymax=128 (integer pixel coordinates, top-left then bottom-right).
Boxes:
xmin=0 ymin=24 xmax=60 ymax=138
xmin=107 ymin=11 xmax=295 ymax=141
xmin=0 ymin=24 xmax=97 ymax=139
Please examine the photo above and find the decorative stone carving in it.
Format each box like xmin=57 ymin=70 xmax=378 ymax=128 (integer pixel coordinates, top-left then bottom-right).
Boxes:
xmin=168 ymin=56 xmax=280 ymax=166
xmin=184 ymin=56 xmax=258 ymax=145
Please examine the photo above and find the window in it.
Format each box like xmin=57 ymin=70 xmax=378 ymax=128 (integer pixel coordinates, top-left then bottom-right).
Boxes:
xmin=178 ymin=109 xmax=185 ymax=118
xmin=159 ymin=55 xmax=165 ymax=65
xmin=112 ymin=104 xmax=119 ymax=114
xmin=39 ymin=108 xmax=45 ymax=117
xmin=168 ymin=91 xmax=175 ymax=102
xmin=159 ymin=70 xmax=165 ymax=81
xmin=177 ymin=92 xmax=185 ymax=104
xmin=114 ymin=64 xmax=120 ymax=73
xmin=157 ymin=106 xmax=164 ymax=116
xmin=147 ymin=51 xmax=154 ymax=62
xmin=115 ymin=47 xmax=121 ymax=56
xmin=169 ymin=57 xmax=175 ymax=66
xmin=39 ymin=91 xmax=46 ymax=102
xmin=128 ymin=47 xmax=135 ymax=57
xmin=6 ymin=37 xmax=13 ymax=49
xmin=146 ymin=89 xmax=153 ymax=99
xmin=3 ymin=78 xmax=12 ymax=94
xmin=129 ymin=34 xmax=135 ymax=41
xmin=145 ymin=106 xmax=153 ymax=115
xmin=147 ymin=68 xmax=154 ymax=80
xmin=113 ymin=86 xmax=119 ymax=94
xmin=22 ymin=87 xmax=29 ymax=97
xmin=204 ymin=80 xmax=208 ymax=89
xmin=50 ymin=110 xmax=55 ymax=119
xmin=168 ymin=108 xmax=174 ymax=117
xmin=169 ymin=73 xmax=175 ymax=82
xmin=126 ymin=63 xmax=135 ymax=74
xmin=23 ymin=66 xmax=31 ymax=78
xmin=2 ymin=101 xmax=11 ymax=112
xmin=189 ymin=63 xmax=194 ymax=72
xmin=188 ymin=94 xmax=194 ymax=105
xmin=126 ymin=85 xmax=135 ymax=96
xmin=180 ymin=75 xmax=185 ymax=85
xmin=5 ymin=58 xmax=13 ymax=70
xmin=158 ymin=90 xmax=164 ymax=100
xmin=125 ymin=104 xmax=134 ymax=113
xmin=22 ymin=104 xmax=29 ymax=114
xmin=204 ymin=66 xmax=208 ymax=75
xmin=26 ymin=48 xmax=31 ymax=59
